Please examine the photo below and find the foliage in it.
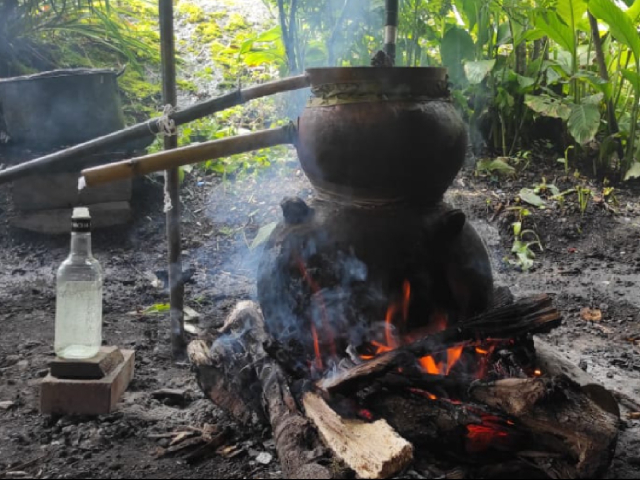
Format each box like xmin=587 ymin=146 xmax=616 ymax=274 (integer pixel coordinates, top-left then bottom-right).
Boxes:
xmin=252 ymin=0 xmax=640 ymax=180
xmin=0 ymin=0 xmax=159 ymax=77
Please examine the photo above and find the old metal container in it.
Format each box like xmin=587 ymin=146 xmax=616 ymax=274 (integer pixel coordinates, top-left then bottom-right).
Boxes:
xmin=0 ymin=69 xmax=125 ymax=150
xmin=296 ymin=67 xmax=467 ymax=205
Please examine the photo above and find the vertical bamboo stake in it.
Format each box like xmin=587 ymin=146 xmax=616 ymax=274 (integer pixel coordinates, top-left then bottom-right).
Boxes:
xmin=159 ymin=0 xmax=186 ymax=362
xmin=384 ymin=0 xmax=399 ymax=65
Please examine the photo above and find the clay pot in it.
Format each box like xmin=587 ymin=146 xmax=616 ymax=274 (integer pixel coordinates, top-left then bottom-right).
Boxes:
xmin=296 ymin=67 xmax=467 ymax=205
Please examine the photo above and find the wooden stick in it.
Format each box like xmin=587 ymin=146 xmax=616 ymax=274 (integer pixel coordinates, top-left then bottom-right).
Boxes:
xmin=0 ymin=74 xmax=309 ymax=185
xmin=81 ymin=124 xmax=296 ymax=187
xmin=159 ymin=0 xmax=186 ymax=363
xmin=303 ymin=392 xmax=413 ymax=479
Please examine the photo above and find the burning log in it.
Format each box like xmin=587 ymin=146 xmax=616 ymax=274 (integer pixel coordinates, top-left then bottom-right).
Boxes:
xmin=319 ymin=294 xmax=561 ymax=396
xmin=362 ymin=377 xmax=619 ymax=479
xmin=468 ymin=377 xmax=619 ymax=478
xmin=302 ymin=392 xmax=413 ymax=479
xmin=188 ymin=302 xmax=331 ymax=479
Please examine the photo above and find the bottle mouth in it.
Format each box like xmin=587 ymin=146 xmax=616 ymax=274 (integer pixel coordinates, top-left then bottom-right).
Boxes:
xmin=71 ymin=207 xmax=91 ymax=232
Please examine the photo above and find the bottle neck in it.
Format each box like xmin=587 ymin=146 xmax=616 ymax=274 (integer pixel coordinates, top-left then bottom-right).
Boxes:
xmin=70 ymin=232 xmax=93 ymax=259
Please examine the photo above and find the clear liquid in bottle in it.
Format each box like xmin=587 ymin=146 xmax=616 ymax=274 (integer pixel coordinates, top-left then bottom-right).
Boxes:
xmin=54 ymin=208 xmax=103 ymax=359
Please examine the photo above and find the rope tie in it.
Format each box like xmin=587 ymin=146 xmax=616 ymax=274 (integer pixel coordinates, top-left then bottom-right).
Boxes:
xmin=153 ymin=104 xmax=178 ymax=137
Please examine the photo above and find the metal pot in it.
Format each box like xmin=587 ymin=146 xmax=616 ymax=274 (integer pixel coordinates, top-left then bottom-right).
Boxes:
xmin=0 ymin=68 xmax=125 ymax=150
xmin=297 ymin=67 xmax=467 ymax=205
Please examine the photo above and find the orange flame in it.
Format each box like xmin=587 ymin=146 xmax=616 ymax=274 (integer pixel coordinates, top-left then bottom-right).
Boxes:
xmin=446 ymin=345 xmax=464 ymax=375
xmin=420 ymin=356 xmax=440 ymax=375
xmin=297 ymin=258 xmax=337 ymax=367
xmin=534 ymin=369 xmax=542 ymax=377
xmin=402 ymin=281 xmax=411 ymax=323
xmin=311 ymin=323 xmax=323 ymax=371
xmin=418 ymin=345 xmax=465 ymax=376
xmin=385 ymin=305 xmax=399 ymax=349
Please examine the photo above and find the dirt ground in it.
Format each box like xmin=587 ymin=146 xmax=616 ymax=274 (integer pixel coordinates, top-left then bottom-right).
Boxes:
xmin=0 ymin=153 xmax=639 ymax=479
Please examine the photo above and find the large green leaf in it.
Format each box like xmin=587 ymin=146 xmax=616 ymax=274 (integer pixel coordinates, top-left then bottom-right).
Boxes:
xmin=464 ymin=60 xmax=496 ymax=84
xmin=627 ymin=0 xmax=640 ymax=23
xmin=440 ymin=26 xmax=476 ymax=84
xmin=525 ymin=94 xmax=572 ymax=120
xmin=556 ymin=0 xmax=588 ymax=29
xmin=621 ymin=69 xmax=640 ymax=96
xmin=589 ymin=0 xmax=640 ymax=60
xmin=567 ymin=103 xmax=601 ymax=144
xmin=535 ymin=12 xmax=575 ymax=54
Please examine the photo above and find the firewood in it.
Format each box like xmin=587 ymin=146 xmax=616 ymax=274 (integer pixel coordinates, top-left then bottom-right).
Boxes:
xmin=302 ymin=392 xmax=413 ymax=479
xmin=468 ymin=377 xmax=619 ymax=478
xmin=189 ymin=302 xmax=332 ymax=479
xmin=319 ymin=295 xmax=561 ymax=396
xmin=534 ymin=337 xmax=620 ymax=418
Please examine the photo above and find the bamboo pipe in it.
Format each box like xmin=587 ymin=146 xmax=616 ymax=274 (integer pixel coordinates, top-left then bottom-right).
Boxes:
xmin=0 ymin=74 xmax=310 ymax=186
xmin=81 ymin=124 xmax=297 ymax=187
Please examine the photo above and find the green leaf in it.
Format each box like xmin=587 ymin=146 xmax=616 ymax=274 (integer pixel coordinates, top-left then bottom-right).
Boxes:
xmin=464 ymin=60 xmax=496 ymax=84
xmin=624 ymin=161 xmax=640 ymax=180
xmin=143 ymin=303 xmax=171 ymax=315
xmin=524 ymin=94 xmax=572 ymax=120
xmin=621 ymin=69 xmax=640 ymax=96
xmin=519 ymin=188 xmax=546 ymax=207
xmin=477 ymin=158 xmax=516 ymax=176
xmin=250 ymin=222 xmax=278 ymax=250
xmin=627 ymin=0 xmax=640 ymax=23
xmin=589 ymin=0 xmax=640 ymax=60
xmin=513 ymin=221 xmax=523 ymax=237
xmin=556 ymin=0 xmax=588 ymax=30
xmin=440 ymin=26 xmax=476 ymax=84
xmin=567 ymin=103 xmax=601 ymax=145
xmin=582 ymin=92 xmax=605 ymax=105
xmin=536 ymin=12 xmax=575 ymax=54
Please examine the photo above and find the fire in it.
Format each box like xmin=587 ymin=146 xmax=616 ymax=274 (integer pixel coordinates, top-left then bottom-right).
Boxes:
xmin=402 ymin=280 xmax=411 ymax=323
xmin=385 ymin=305 xmax=399 ymax=349
xmin=297 ymin=258 xmax=336 ymax=370
xmin=534 ymin=369 xmax=542 ymax=377
xmin=417 ymin=345 xmax=465 ymax=376
xmin=466 ymin=415 xmax=512 ymax=453
xmin=311 ymin=323 xmax=323 ymax=371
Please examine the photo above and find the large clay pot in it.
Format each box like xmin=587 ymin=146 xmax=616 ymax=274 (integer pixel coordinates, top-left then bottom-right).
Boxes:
xmin=296 ymin=67 xmax=467 ymax=205
xmin=257 ymin=198 xmax=494 ymax=363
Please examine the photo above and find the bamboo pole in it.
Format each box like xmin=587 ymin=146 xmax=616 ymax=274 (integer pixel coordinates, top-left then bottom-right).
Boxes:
xmin=81 ymin=125 xmax=296 ymax=187
xmin=0 ymin=74 xmax=309 ymax=186
xmin=159 ymin=0 xmax=186 ymax=362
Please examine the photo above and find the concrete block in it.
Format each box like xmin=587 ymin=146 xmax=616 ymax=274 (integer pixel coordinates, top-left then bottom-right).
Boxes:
xmin=40 ymin=350 xmax=135 ymax=416
xmin=10 ymin=201 xmax=132 ymax=235
xmin=12 ymin=172 xmax=131 ymax=211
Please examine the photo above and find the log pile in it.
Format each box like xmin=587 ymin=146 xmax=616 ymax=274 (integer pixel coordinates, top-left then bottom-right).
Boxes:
xmin=189 ymin=295 xmax=621 ymax=479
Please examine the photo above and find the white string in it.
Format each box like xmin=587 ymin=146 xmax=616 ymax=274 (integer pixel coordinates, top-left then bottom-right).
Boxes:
xmin=154 ymin=104 xmax=178 ymax=137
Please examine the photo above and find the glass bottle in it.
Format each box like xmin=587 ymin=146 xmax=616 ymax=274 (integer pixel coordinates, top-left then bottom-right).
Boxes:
xmin=54 ymin=207 xmax=104 ymax=359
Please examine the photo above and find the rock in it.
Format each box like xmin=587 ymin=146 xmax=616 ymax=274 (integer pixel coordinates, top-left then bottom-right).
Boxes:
xmin=0 ymin=401 xmax=15 ymax=410
xmin=151 ymin=389 xmax=191 ymax=407
xmin=255 ymin=452 xmax=273 ymax=465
